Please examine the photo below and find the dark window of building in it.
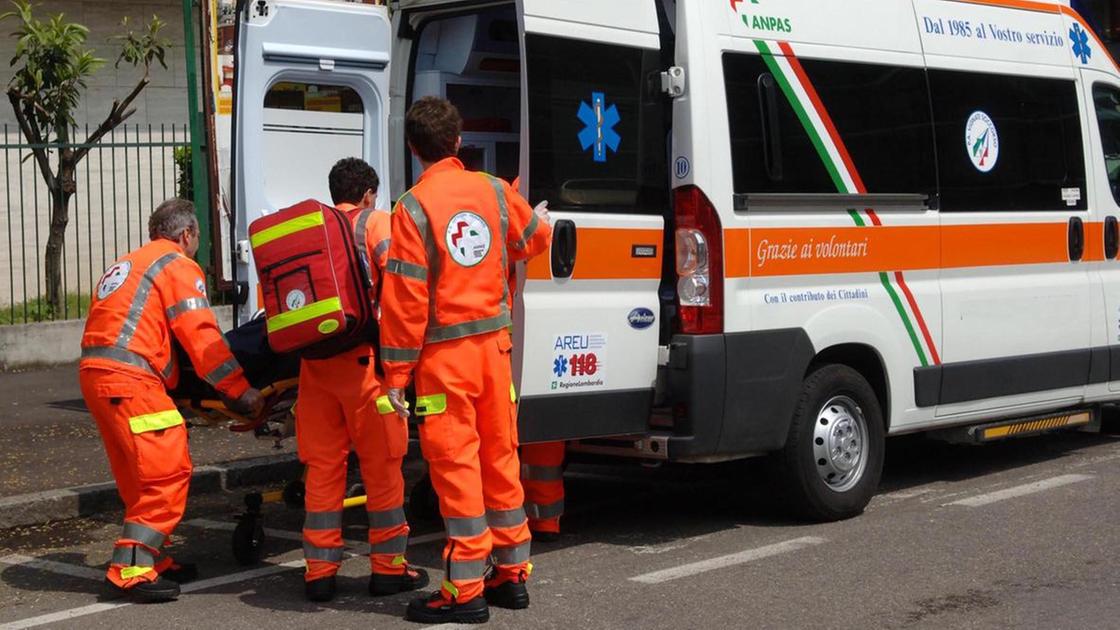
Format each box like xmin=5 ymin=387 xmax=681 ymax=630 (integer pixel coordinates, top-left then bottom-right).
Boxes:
xmin=1093 ymin=83 xmax=1120 ymax=205
xmin=525 ymin=34 xmax=668 ymax=215
xmin=722 ymin=52 xmax=936 ymax=197
xmin=928 ymin=70 xmax=1086 ymax=212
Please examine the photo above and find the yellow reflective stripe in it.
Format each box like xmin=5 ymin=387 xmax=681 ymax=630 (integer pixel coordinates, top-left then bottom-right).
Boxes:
xmin=510 ymin=383 xmax=517 ymax=403
xmin=415 ymin=393 xmax=447 ymax=416
xmin=391 ymin=554 xmax=406 ymax=566
xmin=120 ymin=566 xmax=154 ymax=580
xmin=376 ymin=395 xmax=394 ymax=415
xmin=128 ymin=410 xmax=184 ymax=434
xmin=266 ymin=297 xmax=343 ymax=333
xmin=250 ymin=211 xmax=325 ymax=248
xmin=442 ymin=580 xmax=460 ymax=598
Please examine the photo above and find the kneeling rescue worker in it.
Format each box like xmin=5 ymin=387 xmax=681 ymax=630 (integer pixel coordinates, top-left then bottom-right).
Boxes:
xmin=298 ymin=158 xmax=428 ymax=602
xmin=79 ymin=199 xmax=265 ymax=602
xmin=381 ymin=97 xmax=552 ymax=624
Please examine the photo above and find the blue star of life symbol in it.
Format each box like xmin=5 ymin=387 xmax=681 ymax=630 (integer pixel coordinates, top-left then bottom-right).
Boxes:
xmin=1070 ymin=23 xmax=1092 ymax=65
xmin=553 ymin=355 xmax=569 ymax=378
xmin=577 ymin=92 xmax=621 ymax=163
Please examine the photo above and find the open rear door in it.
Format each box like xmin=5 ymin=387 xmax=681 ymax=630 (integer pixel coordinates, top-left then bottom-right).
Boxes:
xmin=514 ymin=0 xmax=669 ymax=443
xmin=233 ymin=0 xmax=391 ymax=321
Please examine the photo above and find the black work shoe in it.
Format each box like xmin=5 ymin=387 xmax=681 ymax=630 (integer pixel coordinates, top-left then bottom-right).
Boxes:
xmin=369 ymin=567 xmax=429 ymax=596
xmin=104 ymin=576 xmax=181 ymax=603
xmin=484 ymin=579 xmax=530 ymax=610
xmin=405 ymin=591 xmax=489 ymax=624
xmin=161 ymin=562 xmax=199 ymax=584
xmin=305 ymin=575 xmax=337 ymax=603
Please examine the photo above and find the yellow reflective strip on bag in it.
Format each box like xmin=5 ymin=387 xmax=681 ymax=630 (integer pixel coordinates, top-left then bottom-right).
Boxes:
xmin=128 ymin=410 xmax=184 ymax=434
xmin=442 ymin=580 xmax=460 ymax=598
xmin=415 ymin=393 xmax=447 ymax=416
xmin=376 ymin=395 xmax=394 ymax=415
xmin=250 ymin=211 xmax=325 ymax=248
xmin=266 ymin=297 xmax=343 ymax=334
xmin=120 ymin=566 xmax=154 ymax=580
xmin=510 ymin=383 xmax=517 ymax=403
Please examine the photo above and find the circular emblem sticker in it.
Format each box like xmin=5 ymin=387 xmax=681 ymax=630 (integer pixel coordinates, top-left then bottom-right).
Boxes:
xmin=96 ymin=261 xmax=132 ymax=300
xmin=965 ymin=111 xmax=999 ymax=173
xmin=445 ymin=212 xmax=492 ymax=267
xmin=195 ymin=279 xmax=207 ymax=297
xmin=285 ymin=289 xmax=307 ymax=311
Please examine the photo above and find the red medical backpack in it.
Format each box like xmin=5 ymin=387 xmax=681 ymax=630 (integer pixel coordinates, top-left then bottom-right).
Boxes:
xmin=249 ymin=199 xmax=375 ymax=358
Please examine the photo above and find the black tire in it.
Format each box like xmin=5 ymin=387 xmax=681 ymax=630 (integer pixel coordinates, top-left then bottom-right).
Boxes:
xmin=232 ymin=515 xmax=266 ymax=566
xmin=771 ymin=364 xmax=885 ymax=522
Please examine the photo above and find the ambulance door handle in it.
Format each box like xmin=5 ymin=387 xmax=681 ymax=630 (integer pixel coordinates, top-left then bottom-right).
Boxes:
xmin=1068 ymin=216 xmax=1084 ymax=262
xmin=1106 ymin=216 xmax=1119 ymax=260
xmin=551 ymin=220 xmax=577 ymax=279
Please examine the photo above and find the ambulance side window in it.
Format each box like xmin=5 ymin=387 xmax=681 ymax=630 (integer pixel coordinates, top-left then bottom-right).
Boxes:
xmin=1093 ymin=83 xmax=1120 ymax=205
xmin=722 ymin=52 xmax=936 ymax=196
xmin=525 ymin=35 xmax=669 ymax=215
xmin=928 ymin=71 xmax=1086 ymax=212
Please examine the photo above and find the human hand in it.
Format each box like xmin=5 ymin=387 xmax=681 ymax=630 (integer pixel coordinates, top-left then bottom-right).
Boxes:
xmin=228 ymin=388 xmax=265 ymax=417
xmin=388 ymin=387 xmax=410 ymax=419
xmin=533 ymin=200 xmax=551 ymax=225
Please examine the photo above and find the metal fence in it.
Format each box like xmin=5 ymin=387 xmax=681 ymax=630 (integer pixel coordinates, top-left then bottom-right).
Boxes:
xmin=1 ymin=124 xmax=191 ymax=324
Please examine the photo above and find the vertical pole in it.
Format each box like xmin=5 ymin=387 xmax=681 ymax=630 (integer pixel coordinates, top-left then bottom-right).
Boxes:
xmin=183 ymin=0 xmax=213 ymax=270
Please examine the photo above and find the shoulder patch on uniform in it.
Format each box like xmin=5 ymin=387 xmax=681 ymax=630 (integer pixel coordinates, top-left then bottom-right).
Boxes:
xmin=445 ymin=211 xmax=492 ymax=267
xmin=96 ymin=261 xmax=132 ymax=300
xmin=195 ymin=279 xmax=207 ymax=296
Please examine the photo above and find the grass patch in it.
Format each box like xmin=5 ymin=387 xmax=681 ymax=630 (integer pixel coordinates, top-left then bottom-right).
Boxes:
xmin=0 ymin=293 xmax=91 ymax=325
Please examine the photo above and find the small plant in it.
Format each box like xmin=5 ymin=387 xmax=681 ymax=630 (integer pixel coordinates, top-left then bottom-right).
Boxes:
xmin=174 ymin=145 xmax=193 ymax=200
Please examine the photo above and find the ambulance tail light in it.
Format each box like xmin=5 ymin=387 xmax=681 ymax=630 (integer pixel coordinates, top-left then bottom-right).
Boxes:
xmin=674 ymin=186 xmax=724 ymax=334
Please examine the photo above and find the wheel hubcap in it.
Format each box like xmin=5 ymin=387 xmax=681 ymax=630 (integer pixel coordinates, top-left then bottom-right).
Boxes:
xmin=812 ymin=395 xmax=868 ymax=493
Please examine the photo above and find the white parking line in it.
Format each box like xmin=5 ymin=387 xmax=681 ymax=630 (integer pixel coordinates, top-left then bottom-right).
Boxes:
xmin=0 ymin=555 xmax=104 ymax=582
xmin=945 ymin=474 xmax=1094 ymax=508
xmin=629 ymin=536 xmax=826 ymax=585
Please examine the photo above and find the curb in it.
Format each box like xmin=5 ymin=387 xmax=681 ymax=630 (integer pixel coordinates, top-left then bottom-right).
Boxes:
xmin=0 ymin=453 xmax=302 ymax=530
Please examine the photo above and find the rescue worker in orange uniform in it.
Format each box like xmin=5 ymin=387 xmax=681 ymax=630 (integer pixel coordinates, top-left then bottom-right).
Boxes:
xmin=519 ymin=442 xmax=566 ymax=541
xmin=298 ymin=158 xmax=428 ymax=602
xmin=380 ymin=97 xmax=552 ymax=624
xmin=80 ymin=199 xmax=265 ymax=602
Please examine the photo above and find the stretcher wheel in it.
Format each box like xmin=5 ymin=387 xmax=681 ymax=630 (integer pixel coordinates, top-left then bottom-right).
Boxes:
xmin=283 ymin=480 xmax=305 ymax=510
xmin=232 ymin=493 xmax=267 ymax=565
xmin=407 ymin=473 xmax=440 ymax=524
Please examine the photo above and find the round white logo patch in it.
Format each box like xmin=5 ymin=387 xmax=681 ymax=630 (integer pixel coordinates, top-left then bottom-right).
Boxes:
xmin=445 ymin=212 xmax=492 ymax=267
xmin=195 ymin=279 xmax=207 ymax=297
xmin=965 ymin=111 xmax=999 ymax=173
xmin=285 ymin=289 xmax=307 ymax=311
xmin=96 ymin=261 xmax=132 ymax=300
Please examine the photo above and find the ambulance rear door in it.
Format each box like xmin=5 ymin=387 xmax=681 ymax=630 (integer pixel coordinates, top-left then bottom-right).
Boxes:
xmin=232 ymin=0 xmax=391 ymax=322
xmin=513 ymin=0 xmax=670 ymax=443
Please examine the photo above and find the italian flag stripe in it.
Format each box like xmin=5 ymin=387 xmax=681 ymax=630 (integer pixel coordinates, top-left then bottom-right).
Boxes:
xmin=754 ymin=39 xmax=941 ymax=367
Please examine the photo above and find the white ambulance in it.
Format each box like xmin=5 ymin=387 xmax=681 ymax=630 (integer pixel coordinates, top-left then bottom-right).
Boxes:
xmin=230 ymin=0 xmax=1120 ymax=521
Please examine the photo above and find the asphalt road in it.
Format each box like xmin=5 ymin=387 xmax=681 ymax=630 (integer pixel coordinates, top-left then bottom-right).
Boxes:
xmin=1 ymin=424 xmax=1118 ymax=629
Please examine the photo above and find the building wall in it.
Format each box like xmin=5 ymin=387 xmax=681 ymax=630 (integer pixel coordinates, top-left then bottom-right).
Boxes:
xmin=0 ymin=0 xmax=189 ymax=128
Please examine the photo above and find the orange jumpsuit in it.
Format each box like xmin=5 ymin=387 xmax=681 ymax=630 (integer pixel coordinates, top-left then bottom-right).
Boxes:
xmin=80 ymin=239 xmax=251 ymax=589
xmin=519 ymin=442 xmax=566 ymax=534
xmin=380 ymin=157 xmax=551 ymax=604
xmin=297 ymin=204 xmax=414 ymax=582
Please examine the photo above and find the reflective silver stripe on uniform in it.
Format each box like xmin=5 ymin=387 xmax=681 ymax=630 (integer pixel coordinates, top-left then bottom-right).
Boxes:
xmin=521 ymin=464 xmax=564 ymax=482
xmin=372 ymin=238 xmax=390 ymax=262
xmin=386 ymin=258 xmax=428 ymax=281
xmin=160 ymin=348 xmax=176 ymax=380
xmin=80 ymin=346 xmax=156 ymax=375
xmin=483 ymin=174 xmax=511 ymax=310
xmin=492 ymin=541 xmax=531 ymax=566
xmin=369 ymin=534 xmax=408 ymax=555
xmin=303 ymin=511 xmax=343 ymax=530
xmin=512 ymin=213 xmax=540 ymax=251
xmin=486 ymin=506 xmax=527 ymax=529
xmin=302 ymin=543 xmax=344 ymax=563
xmin=426 ymin=311 xmax=512 ymax=344
xmin=355 ymin=208 xmax=375 ymax=283
xmin=448 ymin=557 xmax=488 ymax=581
xmin=121 ymin=522 xmax=166 ymax=549
xmin=398 ymin=192 xmax=442 ymax=328
xmin=165 ymin=296 xmax=210 ymax=320
xmin=368 ymin=507 xmax=406 ymax=529
xmin=115 ymin=252 xmax=181 ymax=348
xmin=381 ymin=346 xmax=420 ymax=362
xmin=445 ymin=515 xmax=489 ymax=538
xmin=111 ymin=545 xmax=156 ymax=566
xmin=203 ymin=356 xmax=241 ymax=387
xmin=525 ymin=499 xmax=565 ymax=520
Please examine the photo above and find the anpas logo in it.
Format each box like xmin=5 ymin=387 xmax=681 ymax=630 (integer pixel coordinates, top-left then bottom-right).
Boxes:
xmin=730 ymin=0 xmax=792 ymax=34
xmin=445 ymin=211 xmax=492 ymax=267
xmin=627 ymin=307 xmax=656 ymax=330
xmin=965 ymin=111 xmax=999 ymax=173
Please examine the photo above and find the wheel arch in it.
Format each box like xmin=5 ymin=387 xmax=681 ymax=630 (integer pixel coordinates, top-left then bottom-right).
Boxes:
xmin=808 ymin=343 xmax=891 ymax=430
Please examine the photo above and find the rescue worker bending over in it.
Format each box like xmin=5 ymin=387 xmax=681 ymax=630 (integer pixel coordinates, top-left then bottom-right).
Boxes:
xmin=299 ymin=158 xmax=428 ymax=602
xmin=79 ymin=199 xmax=265 ymax=602
xmin=381 ymin=97 xmax=552 ymax=624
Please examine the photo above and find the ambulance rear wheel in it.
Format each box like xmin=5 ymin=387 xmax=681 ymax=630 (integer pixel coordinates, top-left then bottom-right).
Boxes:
xmin=773 ymin=364 xmax=884 ymax=522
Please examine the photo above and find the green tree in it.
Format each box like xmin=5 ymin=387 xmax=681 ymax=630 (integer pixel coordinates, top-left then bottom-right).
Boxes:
xmin=2 ymin=0 xmax=168 ymax=315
